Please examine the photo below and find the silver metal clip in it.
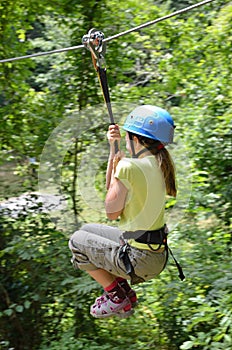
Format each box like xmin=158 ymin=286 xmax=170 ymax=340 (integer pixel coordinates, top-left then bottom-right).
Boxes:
xmin=82 ymin=28 xmax=106 ymax=68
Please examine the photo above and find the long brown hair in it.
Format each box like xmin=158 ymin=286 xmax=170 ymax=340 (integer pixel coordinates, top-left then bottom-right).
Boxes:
xmin=135 ymin=134 xmax=177 ymax=197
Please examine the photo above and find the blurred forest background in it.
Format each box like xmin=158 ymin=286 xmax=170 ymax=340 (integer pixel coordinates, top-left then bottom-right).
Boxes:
xmin=0 ymin=0 xmax=231 ymax=349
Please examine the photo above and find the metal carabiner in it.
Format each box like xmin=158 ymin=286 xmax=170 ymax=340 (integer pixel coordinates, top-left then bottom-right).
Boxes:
xmin=82 ymin=28 xmax=106 ymax=69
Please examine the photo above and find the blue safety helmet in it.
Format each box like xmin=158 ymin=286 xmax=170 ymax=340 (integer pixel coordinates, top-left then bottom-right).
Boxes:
xmin=123 ymin=105 xmax=175 ymax=144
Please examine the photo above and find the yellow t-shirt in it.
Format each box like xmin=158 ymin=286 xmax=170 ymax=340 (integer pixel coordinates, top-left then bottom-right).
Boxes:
xmin=114 ymin=155 xmax=166 ymax=233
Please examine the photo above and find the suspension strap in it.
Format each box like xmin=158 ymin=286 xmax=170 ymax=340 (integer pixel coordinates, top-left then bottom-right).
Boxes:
xmin=82 ymin=28 xmax=119 ymax=153
xmin=119 ymin=243 xmax=145 ymax=285
xmin=167 ymin=245 xmax=185 ymax=281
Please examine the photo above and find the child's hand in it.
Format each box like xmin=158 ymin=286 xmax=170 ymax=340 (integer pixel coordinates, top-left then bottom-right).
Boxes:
xmin=107 ymin=124 xmax=121 ymax=146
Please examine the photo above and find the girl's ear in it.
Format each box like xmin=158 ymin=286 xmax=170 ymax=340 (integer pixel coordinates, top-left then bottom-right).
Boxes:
xmin=133 ymin=135 xmax=139 ymax=144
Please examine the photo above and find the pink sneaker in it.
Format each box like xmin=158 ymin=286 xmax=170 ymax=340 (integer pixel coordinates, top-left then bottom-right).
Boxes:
xmin=90 ymin=296 xmax=134 ymax=319
xmin=94 ymin=292 xmax=108 ymax=304
xmin=95 ymin=290 xmax=138 ymax=307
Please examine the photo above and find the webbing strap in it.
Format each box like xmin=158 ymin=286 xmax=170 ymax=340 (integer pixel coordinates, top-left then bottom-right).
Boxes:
xmin=98 ymin=68 xmax=119 ymax=152
xmin=97 ymin=68 xmax=114 ymax=122
xmin=124 ymin=227 xmax=185 ymax=281
xmin=82 ymin=28 xmax=119 ymax=153
xmin=119 ymin=244 xmax=145 ymax=285
xmin=167 ymin=245 xmax=185 ymax=281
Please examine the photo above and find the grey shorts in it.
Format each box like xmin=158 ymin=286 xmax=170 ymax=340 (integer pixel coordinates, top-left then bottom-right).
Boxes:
xmin=68 ymin=223 xmax=167 ymax=282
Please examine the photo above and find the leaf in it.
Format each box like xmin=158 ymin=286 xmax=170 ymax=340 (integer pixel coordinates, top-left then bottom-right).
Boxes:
xmin=15 ymin=305 xmax=24 ymax=313
xmin=180 ymin=341 xmax=194 ymax=350
xmin=24 ymin=300 xmax=31 ymax=309
xmin=3 ymin=309 xmax=14 ymax=317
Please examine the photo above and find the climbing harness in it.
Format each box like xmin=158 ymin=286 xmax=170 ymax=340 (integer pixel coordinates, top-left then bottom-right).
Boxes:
xmin=120 ymin=226 xmax=185 ymax=284
xmin=0 ymin=0 xmax=215 ymax=64
xmin=133 ymin=226 xmax=185 ymax=281
xmin=82 ymin=28 xmax=119 ymax=153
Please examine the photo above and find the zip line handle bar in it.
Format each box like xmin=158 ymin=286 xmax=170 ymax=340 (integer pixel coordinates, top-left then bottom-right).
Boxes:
xmin=82 ymin=28 xmax=119 ymax=153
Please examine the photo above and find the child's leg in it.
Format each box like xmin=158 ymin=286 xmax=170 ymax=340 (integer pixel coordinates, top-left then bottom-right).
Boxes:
xmin=88 ymin=269 xmax=116 ymax=288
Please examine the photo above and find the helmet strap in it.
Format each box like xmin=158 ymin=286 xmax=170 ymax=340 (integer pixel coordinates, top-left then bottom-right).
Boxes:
xmin=128 ymin=132 xmax=137 ymax=158
xmin=128 ymin=132 xmax=165 ymax=158
xmin=135 ymin=148 xmax=151 ymax=158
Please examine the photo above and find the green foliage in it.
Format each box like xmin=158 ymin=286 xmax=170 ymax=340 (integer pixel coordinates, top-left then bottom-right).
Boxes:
xmin=0 ymin=202 xmax=104 ymax=349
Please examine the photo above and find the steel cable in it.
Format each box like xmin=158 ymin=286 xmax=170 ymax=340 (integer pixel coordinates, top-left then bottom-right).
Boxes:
xmin=0 ymin=0 xmax=214 ymax=64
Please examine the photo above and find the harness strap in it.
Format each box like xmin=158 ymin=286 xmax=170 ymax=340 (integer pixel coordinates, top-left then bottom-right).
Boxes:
xmin=119 ymin=243 xmax=145 ymax=285
xmin=166 ymin=246 xmax=185 ymax=281
xmin=98 ymin=68 xmax=114 ymax=123
xmin=122 ymin=226 xmax=185 ymax=281
xmin=98 ymin=68 xmax=119 ymax=153
xmin=134 ymin=226 xmax=167 ymax=244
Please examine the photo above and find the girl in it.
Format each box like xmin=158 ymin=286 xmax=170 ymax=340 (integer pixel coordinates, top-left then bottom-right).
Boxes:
xmin=69 ymin=105 xmax=177 ymax=318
